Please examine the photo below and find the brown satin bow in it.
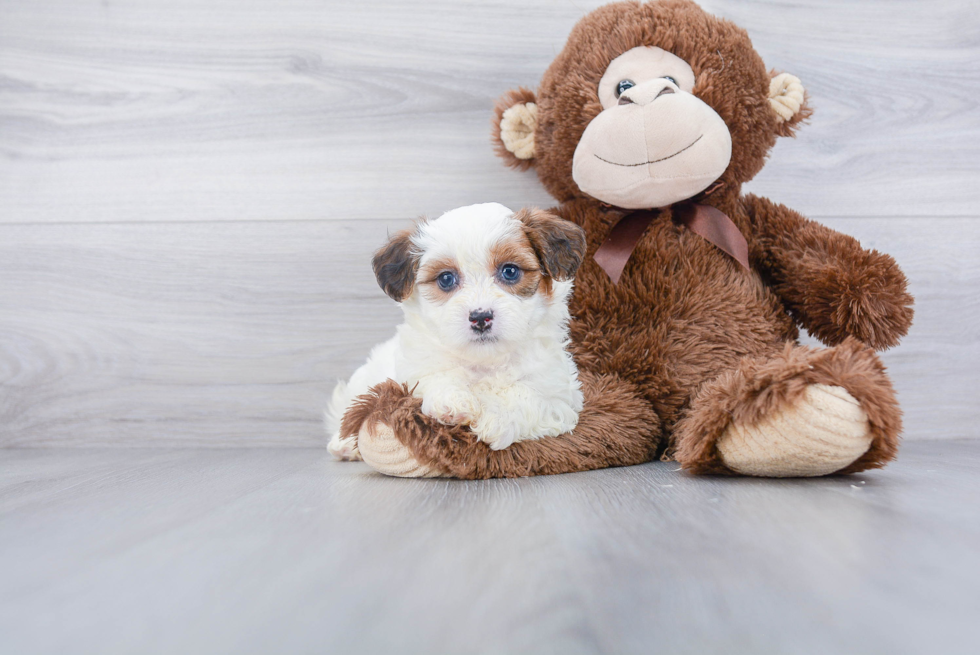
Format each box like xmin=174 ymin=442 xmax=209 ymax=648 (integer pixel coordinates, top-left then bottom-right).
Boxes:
xmin=593 ymin=203 xmax=750 ymax=284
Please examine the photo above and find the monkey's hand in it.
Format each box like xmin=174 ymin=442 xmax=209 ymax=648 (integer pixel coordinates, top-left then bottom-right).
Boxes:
xmin=799 ymin=250 xmax=915 ymax=350
xmin=745 ymin=194 xmax=913 ymax=350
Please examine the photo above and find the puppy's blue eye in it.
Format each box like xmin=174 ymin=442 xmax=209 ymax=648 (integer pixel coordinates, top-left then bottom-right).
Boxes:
xmin=436 ymin=271 xmax=458 ymax=291
xmin=663 ymin=76 xmax=678 ymax=86
xmin=499 ymin=264 xmax=521 ymax=283
xmin=615 ymin=79 xmax=635 ymax=98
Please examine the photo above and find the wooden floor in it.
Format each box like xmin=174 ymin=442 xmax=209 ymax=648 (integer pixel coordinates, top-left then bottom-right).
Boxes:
xmin=2 ymin=440 xmax=978 ymax=654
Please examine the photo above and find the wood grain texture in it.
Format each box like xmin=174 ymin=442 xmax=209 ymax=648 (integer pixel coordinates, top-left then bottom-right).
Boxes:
xmin=0 ymin=219 xmax=399 ymax=446
xmin=1 ymin=216 xmax=976 ymax=447
xmin=1 ymin=441 xmax=978 ymax=654
xmin=1 ymin=0 xmax=978 ymax=223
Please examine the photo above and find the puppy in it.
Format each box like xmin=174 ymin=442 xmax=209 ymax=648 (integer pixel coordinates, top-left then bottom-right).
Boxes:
xmin=326 ymin=202 xmax=587 ymax=460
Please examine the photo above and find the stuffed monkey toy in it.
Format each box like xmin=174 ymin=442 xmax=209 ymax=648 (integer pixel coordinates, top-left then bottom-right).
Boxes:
xmin=341 ymin=0 xmax=913 ymax=478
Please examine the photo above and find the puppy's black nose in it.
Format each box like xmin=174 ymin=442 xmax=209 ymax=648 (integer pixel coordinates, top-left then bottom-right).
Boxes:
xmin=469 ymin=309 xmax=493 ymax=333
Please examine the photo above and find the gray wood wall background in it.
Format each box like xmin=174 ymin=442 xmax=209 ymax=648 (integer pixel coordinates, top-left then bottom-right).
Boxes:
xmin=1 ymin=0 xmax=977 ymax=447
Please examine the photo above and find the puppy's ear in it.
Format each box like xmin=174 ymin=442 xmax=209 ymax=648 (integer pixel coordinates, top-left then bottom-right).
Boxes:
xmin=516 ymin=209 xmax=586 ymax=281
xmin=492 ymin=87 xmax=538 ymax=171
xmin=372 ymin=227 xmax=419 ymax=302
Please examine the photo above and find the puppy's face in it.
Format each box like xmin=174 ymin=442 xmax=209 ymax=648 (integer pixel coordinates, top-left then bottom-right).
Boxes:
xmin=373 ymin=203 xmax=586 ymax=352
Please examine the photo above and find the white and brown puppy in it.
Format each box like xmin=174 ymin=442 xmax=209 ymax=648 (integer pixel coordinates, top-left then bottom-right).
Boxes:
xmin=327 ymin=202 xmax=587 ymax=460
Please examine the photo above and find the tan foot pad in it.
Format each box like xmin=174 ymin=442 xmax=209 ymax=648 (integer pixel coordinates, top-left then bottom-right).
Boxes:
xmin=717 ymin=384 xmax=872 ymax=477
xmin=357 ymin=422 xmax=446 ymax=478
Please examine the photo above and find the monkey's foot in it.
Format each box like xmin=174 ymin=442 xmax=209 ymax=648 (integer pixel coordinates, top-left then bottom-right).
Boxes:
xmin=716 ymin=384 xmax=872 ymax=477
xmin=674 ymin=339 xmax=901 ymax=477
xmin=357 ymin=421 xmax=446 ymax=478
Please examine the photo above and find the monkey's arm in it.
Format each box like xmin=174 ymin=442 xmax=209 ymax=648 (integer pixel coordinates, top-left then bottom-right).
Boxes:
xmin=743 ymin=194 xmax=913 ymax=350
xmin=339 ymin=371 xmax=661 ymax=479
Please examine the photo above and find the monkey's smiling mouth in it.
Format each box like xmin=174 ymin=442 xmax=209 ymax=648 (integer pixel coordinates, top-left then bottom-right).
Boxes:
xmin=594 ymin=134 xmax=703 ymax=167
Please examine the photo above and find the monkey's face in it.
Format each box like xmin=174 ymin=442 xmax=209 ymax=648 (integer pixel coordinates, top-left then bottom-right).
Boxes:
xmin=571 ymin=47 xmax=732 ymax=209
xmin=491 ymin=0 xmax=811 ymax=210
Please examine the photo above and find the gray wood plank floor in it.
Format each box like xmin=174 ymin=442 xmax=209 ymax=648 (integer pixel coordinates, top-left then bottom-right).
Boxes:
xmin=2 ymin=441 xmax=978 ymax=654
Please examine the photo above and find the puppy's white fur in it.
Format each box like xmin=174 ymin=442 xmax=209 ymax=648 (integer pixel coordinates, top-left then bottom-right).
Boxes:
xmin=327 ymin=202 xmax=583 ymax=460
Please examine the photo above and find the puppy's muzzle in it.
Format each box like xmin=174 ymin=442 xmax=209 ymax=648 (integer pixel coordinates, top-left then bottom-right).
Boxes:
xmin=469 ymin=309 xmax=494 ymax=334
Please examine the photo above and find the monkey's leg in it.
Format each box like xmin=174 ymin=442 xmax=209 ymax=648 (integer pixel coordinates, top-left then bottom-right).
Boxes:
xmin=340 ymin=371 xmax=661 ymax=479
xmin=673 ymin=338 xmax=901 ymax=477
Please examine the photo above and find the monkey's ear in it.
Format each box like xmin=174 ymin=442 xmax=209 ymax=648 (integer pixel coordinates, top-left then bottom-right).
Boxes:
xmin=768 ymin=71 xmax=812 ymax=137
xmin=492 ymin=87 xmax=538 ymax=170
xmin=516 ymin=208 xmax=586 ymax=281
xmin=372 ymin=227 xmax=420 ymax=302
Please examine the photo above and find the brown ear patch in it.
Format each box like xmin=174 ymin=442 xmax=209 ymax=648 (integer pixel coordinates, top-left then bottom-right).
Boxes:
xmin=372 ymin=227 xmax=420 ymax=302
xmin=491 ymin=87 xmax=538 ymax=171
xmin=416 ymin=257 xmax=460 ymax=305
xmin=514 ymin=208 xmax=587 ymax=281
xmin=489 ymin=240 xmax=545 ymax=299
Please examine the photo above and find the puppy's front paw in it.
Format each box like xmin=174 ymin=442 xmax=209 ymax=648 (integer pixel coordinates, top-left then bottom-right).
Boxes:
xmin=328 ymin=432 xmax=361 ymax=461
xmin=470 ymin=411 xmax=523 ymax=451
xmin=421 ymin=390 xmax=480 ymax=427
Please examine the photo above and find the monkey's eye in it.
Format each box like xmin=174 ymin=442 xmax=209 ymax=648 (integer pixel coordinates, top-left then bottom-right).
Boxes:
xmin=663 ymin=76 xmax=678 ymax=86
xmin=499 ymin=264 xmax=522 ymax=284
xmin=436 ymin=271 xmax=458 ymax=291
xmin=615 ymin=79 xmax=635 ymax=98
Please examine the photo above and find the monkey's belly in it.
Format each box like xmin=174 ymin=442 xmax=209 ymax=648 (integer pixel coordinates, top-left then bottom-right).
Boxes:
xmin=569 ymin=225 xmax=795 ymax=399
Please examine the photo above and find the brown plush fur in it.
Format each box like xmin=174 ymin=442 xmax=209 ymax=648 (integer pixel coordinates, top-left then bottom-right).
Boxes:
xmin=743 ymin=194 xmax=913 ymax=350
xmin=344 ymin=0 xmax=913 ymax=478
xmin=526 ymin=0 xmax=785 ymax=205
xmin=673 ymin=338 xmax=902 ymax=475
xmin=341 ymin=371 xmax=660 ymax=479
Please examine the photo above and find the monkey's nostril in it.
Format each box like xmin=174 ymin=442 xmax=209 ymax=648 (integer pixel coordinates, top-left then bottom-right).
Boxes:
xmin=619 ymin=85 xmax=673 ymax=107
